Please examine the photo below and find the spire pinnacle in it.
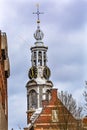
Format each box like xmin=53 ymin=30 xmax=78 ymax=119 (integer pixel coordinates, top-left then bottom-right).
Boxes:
xmin=33 ymin=4 xmax=44 ymax=26
xmin=33 ymin=4 xmax=44 ymax=42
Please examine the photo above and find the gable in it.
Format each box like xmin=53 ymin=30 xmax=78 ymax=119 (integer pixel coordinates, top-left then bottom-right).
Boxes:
xmin=34 ymin=89 xmax=78 ymax=129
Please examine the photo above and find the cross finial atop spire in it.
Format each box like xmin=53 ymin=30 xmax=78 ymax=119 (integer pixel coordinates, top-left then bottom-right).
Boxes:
xmin=33 ymin=4 xmax=44 ymax=25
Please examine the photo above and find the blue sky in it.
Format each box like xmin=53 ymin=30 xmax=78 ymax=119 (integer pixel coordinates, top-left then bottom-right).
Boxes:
xmin=0 ymin=0 xmax=87 ymax=130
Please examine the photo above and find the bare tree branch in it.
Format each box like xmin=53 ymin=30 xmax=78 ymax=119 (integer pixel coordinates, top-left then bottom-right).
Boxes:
xmin=58 ymin=91 xmax=83 ymax=119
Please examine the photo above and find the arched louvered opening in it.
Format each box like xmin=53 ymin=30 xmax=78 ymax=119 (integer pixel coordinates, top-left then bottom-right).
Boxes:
xmin=38 ymin=51 xmax=42 ymax=66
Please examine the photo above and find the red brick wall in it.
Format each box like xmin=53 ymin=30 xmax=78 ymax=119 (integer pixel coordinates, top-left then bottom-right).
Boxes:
xmin=34 ymin=89 xmax=78 ymax=130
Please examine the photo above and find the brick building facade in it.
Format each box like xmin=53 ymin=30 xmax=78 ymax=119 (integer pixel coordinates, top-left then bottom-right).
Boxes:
xmin=82 ymin=116 xmax=87 ymax=130
xmin=0 ymin=31 xmax=10 ymax=130
xmin=24 ymin=89 xmax=82 ymax=130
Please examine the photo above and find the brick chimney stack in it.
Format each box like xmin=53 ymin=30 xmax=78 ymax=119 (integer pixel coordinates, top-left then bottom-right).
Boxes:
xmin=42 ymin=89 xmax=58 ymax=108
xmin=51 ymin=89 xmax=58 ymax=102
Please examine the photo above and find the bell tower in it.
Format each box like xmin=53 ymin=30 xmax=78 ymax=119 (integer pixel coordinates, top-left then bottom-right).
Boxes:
xmin=26 ymin=5 xmax=53 ymax=124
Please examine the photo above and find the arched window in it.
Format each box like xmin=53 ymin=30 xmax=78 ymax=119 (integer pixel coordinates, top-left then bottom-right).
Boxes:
xmin=46 ymin=90 xmax=51 ymax=101
xmin=29 ymin=90 xmax=37 ymax=109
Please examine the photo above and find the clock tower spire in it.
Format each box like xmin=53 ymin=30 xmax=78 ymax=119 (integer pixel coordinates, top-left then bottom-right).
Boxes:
xmin=26 ymin=5 xmax=53 ymax=124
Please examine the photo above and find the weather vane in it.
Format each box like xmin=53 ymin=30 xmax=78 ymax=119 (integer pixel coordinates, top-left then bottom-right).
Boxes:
xmin=33 ymin=4 xmax=44 ymax=24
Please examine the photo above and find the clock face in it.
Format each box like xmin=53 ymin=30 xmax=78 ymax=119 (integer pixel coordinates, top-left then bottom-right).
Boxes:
xmin=28 ymin=66 xmax=37 ymax=79
xmin=43 ymin=66 xmax=51 ymax=79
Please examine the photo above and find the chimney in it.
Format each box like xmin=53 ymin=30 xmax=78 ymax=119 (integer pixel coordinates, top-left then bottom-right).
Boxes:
xmin=42 ymin=89 xmax=58 ymax=107
xmin=51 ymin=88 xmax=58 ymax=101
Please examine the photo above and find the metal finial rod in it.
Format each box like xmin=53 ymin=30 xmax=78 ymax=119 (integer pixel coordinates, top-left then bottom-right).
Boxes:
xmin=33 ymin=4 xmax=44 ymax=23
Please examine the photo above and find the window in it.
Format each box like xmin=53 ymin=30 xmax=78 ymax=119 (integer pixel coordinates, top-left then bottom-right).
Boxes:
xmin=52 ymin=110 xmax=58 ymax=122
xmin=33 ymin=52 xmax=36 ymax=66
xmin=38 ymin=51 xmax=42 ymax=66
xmin=43 ymin=52 xmax=47 ymax=66
xmin=29 ymin=90 xmax=37 ymax=109
xmin=43 ymin=52 xmax=46 ymax=60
